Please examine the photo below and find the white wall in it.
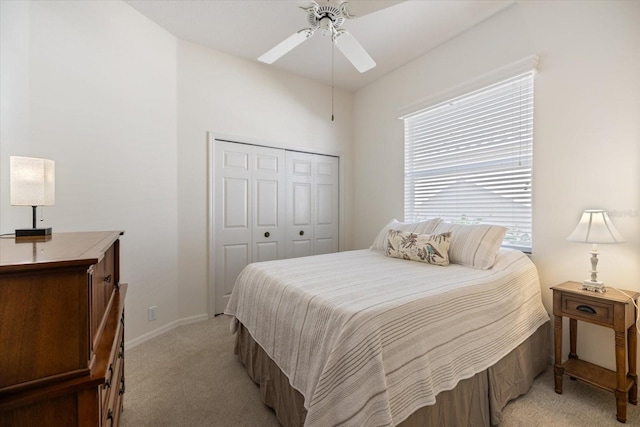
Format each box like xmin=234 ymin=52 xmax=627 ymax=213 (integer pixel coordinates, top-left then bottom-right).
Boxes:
xmin=0 ymin=1 xmax=30 ymax=228
xmin=353 ymin=1 xmax=640 ymax=369
xmin=0 ymin=0 xmax=179 ymax=341
xmin=0 ymin=1 xmax=354 ymax=343
xmin=176 ymin=40 xmax=354 ymax=319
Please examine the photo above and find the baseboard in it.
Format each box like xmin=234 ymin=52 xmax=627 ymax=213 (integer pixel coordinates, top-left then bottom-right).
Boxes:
xmin=125 ymin=313 xmax=209 ymax=349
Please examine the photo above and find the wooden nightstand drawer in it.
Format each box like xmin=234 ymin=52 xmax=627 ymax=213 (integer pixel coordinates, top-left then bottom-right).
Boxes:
xmin=561 ymin=294 xmax=614 ymax=326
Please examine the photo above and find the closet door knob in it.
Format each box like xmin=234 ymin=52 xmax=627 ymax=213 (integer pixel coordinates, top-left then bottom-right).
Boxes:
xmin=264 ymin=232 xmax=270 ymax=238
xmin=299 ymin=230 xmax=304 ymax=236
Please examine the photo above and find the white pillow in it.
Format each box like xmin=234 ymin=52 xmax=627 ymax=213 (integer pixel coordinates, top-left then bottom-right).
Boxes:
xmin=386 ymin=230 xmax=452 ymax=266
xmin=370 ymin=218 xmax=442 ymax=251
xmin=432 ymin=222 xmax=507 ymax=270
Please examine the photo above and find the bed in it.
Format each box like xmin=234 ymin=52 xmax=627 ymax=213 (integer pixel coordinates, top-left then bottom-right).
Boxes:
xmin=225 ymin=220 xmax=551 ymax=427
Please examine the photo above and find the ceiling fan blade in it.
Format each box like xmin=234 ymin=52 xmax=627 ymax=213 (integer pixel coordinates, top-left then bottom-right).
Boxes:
xmin=334 ymin=31 xmax=376 ymax=73
xmin=258 ymin=29 xmax=313 ymax=64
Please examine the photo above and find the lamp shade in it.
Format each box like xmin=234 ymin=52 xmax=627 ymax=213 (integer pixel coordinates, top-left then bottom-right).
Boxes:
xmin=10 ymin=156 xmax=55 ymax=206
xmin=567 ymin=209 xmax=624 ymax=244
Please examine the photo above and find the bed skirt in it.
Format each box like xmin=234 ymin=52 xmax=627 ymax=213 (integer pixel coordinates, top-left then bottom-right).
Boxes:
xmin=235 ymin=320 xmax=550 ymax=427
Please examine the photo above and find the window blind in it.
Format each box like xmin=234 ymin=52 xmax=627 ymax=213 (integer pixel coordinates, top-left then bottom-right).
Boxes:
xmin=403 ymin=72 xmax=534 ymax=251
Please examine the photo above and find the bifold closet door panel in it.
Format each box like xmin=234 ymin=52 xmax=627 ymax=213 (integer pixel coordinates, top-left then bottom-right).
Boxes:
xmin=215 ymin=141 xmax=252 ymax=313
xmin=314 ymin=155 xmax=339 ymax=255
xmin=285 ymin=151 xmax=339 ymax=258
xmin=214 ymin=141 xmax=286 ymax=313
xmin=252 ymin=145 xmax=285 ymax=263
xmin=285 ymin=151 xmax=315 ymax=258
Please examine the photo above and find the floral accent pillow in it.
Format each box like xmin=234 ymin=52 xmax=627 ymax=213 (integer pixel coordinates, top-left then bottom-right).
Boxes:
xmin=385 ymin=229 xmax=452 ymax=266
xmin=370 ymin=218 xmax=442 ymax=251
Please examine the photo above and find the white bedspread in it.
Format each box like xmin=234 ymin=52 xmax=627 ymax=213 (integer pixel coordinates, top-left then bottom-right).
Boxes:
xmin=225 ymin=248 xmax=549 ymax=427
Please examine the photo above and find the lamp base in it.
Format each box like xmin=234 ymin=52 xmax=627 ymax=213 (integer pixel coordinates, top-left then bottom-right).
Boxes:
xmin=15 ymin=227 xmax=52 ymax=237
xmin=581 ymin=279 xmax=605 ymax=293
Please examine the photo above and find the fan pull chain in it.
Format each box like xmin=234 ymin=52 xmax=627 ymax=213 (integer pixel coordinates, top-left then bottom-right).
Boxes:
xmin=331 ymin=41 xmax=335 ymax=122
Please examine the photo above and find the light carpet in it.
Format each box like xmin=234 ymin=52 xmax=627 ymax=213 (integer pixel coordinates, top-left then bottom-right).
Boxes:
xmin=120 ymin=315 xmax=640 ymax=426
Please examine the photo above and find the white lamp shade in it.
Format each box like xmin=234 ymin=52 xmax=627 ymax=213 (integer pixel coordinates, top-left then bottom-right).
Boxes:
xmin=10 ymin=156 xmax=55 ymax=206
xmin=567 ymin=209 xmax=624 ymax=244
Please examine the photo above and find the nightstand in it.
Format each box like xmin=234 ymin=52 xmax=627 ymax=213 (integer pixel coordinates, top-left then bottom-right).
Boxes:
xmin=552 ymin=281 xmax=639 ymax=423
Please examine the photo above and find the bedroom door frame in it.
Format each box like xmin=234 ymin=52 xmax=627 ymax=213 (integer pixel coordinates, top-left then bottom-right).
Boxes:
xmin=206 ymin=131 xmax=346 ymax=317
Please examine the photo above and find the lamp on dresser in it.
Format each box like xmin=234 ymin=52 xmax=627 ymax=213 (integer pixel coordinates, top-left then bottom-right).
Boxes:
xmin=567 ymin=209 xmax=624 ymax=292
xmin=10 ymin=156 xmax=55 ymax=237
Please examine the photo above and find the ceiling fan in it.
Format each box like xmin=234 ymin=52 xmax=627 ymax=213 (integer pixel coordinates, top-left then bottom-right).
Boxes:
xmin=258 ymin=1 xmax=376 ymax=73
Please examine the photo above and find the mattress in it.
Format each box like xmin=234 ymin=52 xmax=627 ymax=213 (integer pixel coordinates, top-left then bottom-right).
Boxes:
xmin=225 ymin=248 xmax=550 ymax=426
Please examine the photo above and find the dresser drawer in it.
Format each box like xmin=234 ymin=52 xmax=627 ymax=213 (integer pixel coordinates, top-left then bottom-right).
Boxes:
xmin=101 ymin=316 xmax=124 ymax=426
xmin=561 ymin=294 xmax=614 ymax=326
xmin=101 ymin=366 xmax=122 ymax=427
xmin=91 ymin=244 xmax=117 ymax=355
xmin=0 ymin=268 xmax=91 ymax=394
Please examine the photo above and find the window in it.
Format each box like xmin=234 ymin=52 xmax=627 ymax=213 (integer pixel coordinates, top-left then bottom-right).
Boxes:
xmin=402 ymin=72 xmax=534 ymax=251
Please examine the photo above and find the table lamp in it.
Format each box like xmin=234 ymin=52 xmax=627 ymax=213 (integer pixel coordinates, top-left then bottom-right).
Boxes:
xmin=567 ymin=209 xmax=624 ymax=292
xmin=10 ymin=156 xmax=55 ymax=237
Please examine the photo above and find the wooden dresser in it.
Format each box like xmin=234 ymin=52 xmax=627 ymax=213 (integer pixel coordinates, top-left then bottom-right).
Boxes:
xmin=0 ymin=231 xmax=127 ymax=427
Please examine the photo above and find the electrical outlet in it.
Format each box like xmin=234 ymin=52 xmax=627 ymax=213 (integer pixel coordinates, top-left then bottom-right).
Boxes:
xmin=148 ymin=306 xmax=157 ymax=321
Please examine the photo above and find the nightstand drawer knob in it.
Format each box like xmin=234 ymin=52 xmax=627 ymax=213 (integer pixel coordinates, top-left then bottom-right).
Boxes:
xmin=576 ymin=304 xmax=596 ymax=315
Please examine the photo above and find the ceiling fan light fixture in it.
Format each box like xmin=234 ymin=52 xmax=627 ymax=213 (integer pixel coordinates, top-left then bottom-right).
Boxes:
xmin=320 ymin=17 xmax=334 ymax=37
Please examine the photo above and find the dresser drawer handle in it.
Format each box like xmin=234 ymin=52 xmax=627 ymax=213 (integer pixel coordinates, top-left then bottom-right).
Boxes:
xmin=576 ymin=304 xmax=596 ymax=315
xmin=105 ymin=364 xmax=114 ymax=388
xmin=119 ymin=376 xmax=126 ymax=395
xmin=105 ymin=274 xmax=112 ymax=283
xmin=106 ymin=409 xmax=114 ymax=426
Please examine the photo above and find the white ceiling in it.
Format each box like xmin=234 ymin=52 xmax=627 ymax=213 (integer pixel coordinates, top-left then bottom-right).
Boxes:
xmin=124 ymin=0 xmax=514 ymax=91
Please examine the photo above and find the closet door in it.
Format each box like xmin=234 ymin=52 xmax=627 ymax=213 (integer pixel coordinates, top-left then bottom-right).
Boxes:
xmin=285 ymin=152 xmax=315 ymax=258
xmin=214 ymin=141 xmax=284 ymax=313
xmin=215 ymin=141 xmax=251 ymax=314
xmin=313 ymin=155 xmax=339 ymax=254
xmin=285 ymin=151 xmax=339 ymax=258
xmin=252 ymin=145 xmax=285 ymax=262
